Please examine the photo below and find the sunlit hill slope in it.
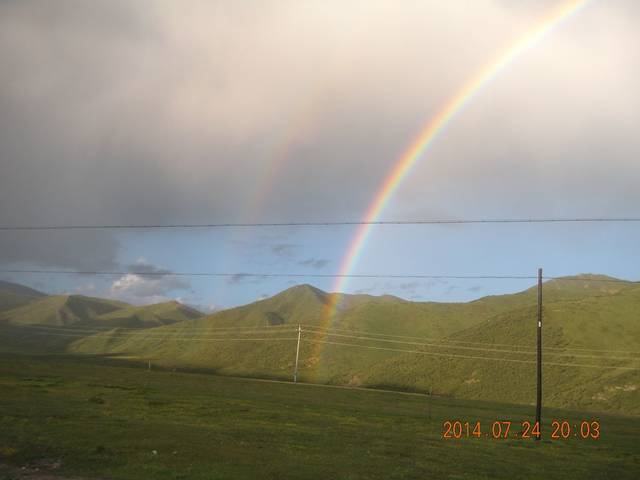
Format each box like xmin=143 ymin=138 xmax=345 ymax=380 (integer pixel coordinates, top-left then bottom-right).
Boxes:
xmin=45 ymin=275 xmax=640 ymax=414
xmin=0 ymin=276 xmax=637 ymax=413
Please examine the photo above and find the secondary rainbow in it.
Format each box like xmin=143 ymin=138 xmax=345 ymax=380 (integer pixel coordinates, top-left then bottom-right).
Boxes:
xmin=318 ymin=0 xmax=591 ymax=328
xmin=245 ymin=100 xmax=325 ymax=221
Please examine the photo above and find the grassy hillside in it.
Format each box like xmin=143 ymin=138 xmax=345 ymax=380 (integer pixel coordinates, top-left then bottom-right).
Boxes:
xmin=363 ymin=282 xmax=640 ymax=414
xmin=0 ymin=294 xmax=203 ymax=354
xmin=0 ymin=280 xmax=46 ymax=312
xmin=65 ymin=276 xmax=640 ymax=414
xmin=0 ymin=280 xmax=46 ymax=298
xmin=0 ymin=295 xmax=128 ymax=354
xmin=1 ymin=277 xmax=637 ymax=413
xmin=0 ymin=294 xmax=128 ymax=326
xmin=92 ymin=300 xmax=202 ymax=328
xmin=69 ymin=283 xmax=493 ymax=380
xmin=1 ymin=355 xmax=638 ymax=480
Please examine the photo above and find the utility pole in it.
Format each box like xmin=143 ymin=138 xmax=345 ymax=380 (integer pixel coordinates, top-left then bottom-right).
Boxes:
xmin=293 ymin=324 xmax=301 ymax=383
xmin=535 ymin=267 xmax=542 ymax=440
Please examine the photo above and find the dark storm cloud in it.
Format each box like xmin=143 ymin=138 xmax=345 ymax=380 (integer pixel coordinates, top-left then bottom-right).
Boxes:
xmin=0 ymin=230 xmax=119 ymax=270
xmin=1 ymin=0 xmax=639 ymax=273
xmin=0 ymin=0 xmax=399 ymax=233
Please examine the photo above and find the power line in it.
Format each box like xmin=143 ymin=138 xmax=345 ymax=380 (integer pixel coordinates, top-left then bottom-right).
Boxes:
xmin=301 ymin=338 xmax=640 ymax=371
xmin=2 ymin=217 xmax=640 ymax=231
xmin=299 ymin=328 xmax=639 ymax=360
xmin=11 ymin=322 xmax=639 ymax=357
xmin=1 ymin=269 xmax=638 ymax=284
xmin=5 ymin=323 xmax=637 ymax=370
xmin=299 ymin=325 xmax=640 ymax=354
xmin=10 ymin=323 xmax=296 ymax=334
xmin=10 ymin=326 xmax=637 ymax=369
xmin=23 ymin=331 xmax=298 ymax=342
xmin=5 ymin=323 xmax=298 ymax=337
xmin=13 ymin=329 xmax=298 ymax=339
xmin=0 ymin=269 xmax=538 ymax=279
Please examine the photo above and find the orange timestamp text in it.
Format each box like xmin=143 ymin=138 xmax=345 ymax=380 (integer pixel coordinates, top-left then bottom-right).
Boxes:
xmin=441 ymin=420 xmax=600 ymax=440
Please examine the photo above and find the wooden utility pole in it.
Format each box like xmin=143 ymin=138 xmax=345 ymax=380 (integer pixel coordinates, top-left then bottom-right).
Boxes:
xmin=293 ymin=324 xmax=301 ymax=383
xmin=535 ymin=268 xmax=543 ymax=440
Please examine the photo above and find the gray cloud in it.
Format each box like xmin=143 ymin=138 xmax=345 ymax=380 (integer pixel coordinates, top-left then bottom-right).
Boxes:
xmin=298 ymin=258 xmax=330 ymax=269
xmin=110 ymin=260 xmax=191 ymax=304
xmin=126 ymin=260 xmax=172 ymax=275
xmin=270 ymin=244 xmax=298 ymax=259
xmin=226 ymin=273 xmax=268 ymax=285
xmin=0 ymin=231 xmax=119 ymax=270
xmin=0 ymin=1 xmax=639 ymax=272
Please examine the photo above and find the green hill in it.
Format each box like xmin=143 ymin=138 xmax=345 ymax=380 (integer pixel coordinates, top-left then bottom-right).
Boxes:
xmin=2 ymin=277 xmax=638 ymax=414
xmin=362 ymin=280 xmax=640 ymax=413
xmin=0 ymin=294 xmax=202 ymax=329
xmin=95 ymin=300 xmax=202 ymax=328
xmin=0 ymin=293 xmax=203 ymax=354
xmin=0 ymin=280 xmax=46 ymax=312
xmin=0 ymin=294 xmax=128 ymax=326
xmin=68 ymin=284 xmax=334 ymax=374
xmin=0 ymin=280 xmax=46 ymax=298
xmin=0 ymin=294 xmax=125 ymax=353
xmin=66 ymin=276 xmax=640 ymax=413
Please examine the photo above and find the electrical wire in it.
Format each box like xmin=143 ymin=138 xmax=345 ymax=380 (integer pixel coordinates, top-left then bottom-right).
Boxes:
xmin=300 ymin=324 xmax=640 ymax=355
xmin=0 ymin=269 xmax=540 ymax=280
xmin=299 ymin=328 xmax=639 ymax=360
xmin=8 ymin=324 xmax=636 ymax=360
xmin=9 ymin=323 xmax=295 ymax=335
xmin=301 ymin=338 xmax=640 ymax=371
xmin=19 ymin=330 xmax=298 ymax=342
xmin=1 ymin=269 xmax=638 ymax=284
xmin=2 ymin=217 xmax=640 ymax=230
xmin=4 ymin=325 xmax=635 ymax=369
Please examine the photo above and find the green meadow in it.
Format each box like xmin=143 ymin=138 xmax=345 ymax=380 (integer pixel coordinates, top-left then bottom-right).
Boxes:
xmin=1 ymin=354 xmax=638 ymax=480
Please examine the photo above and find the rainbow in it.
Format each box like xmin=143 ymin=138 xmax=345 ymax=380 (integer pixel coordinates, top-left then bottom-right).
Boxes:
xmin=245 ymin=88 xmax=332 ymax=223
xmin=222 ymin=95 xmax=328 ymax=304
xmin=246 ymin=103 xmax=323 ymax=220
xmin=315 ymin=0 xmax=591 ymax=341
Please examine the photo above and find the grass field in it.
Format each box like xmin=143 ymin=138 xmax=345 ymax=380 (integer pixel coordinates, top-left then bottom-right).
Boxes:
xmin=0 ymin=354 xmax=638 ymax=479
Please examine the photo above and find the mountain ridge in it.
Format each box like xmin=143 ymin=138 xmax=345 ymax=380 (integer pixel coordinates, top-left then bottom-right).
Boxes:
xmin=1 ymin=275 xmax=637 ymax=414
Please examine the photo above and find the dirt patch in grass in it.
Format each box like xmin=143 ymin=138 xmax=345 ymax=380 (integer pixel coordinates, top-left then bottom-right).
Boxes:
xmin=0 ymin=461 xmax=107 ymax=480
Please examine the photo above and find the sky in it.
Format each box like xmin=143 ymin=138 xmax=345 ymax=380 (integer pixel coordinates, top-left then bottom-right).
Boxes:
xmin=1 ymin=0 xmax=639 ymax=311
